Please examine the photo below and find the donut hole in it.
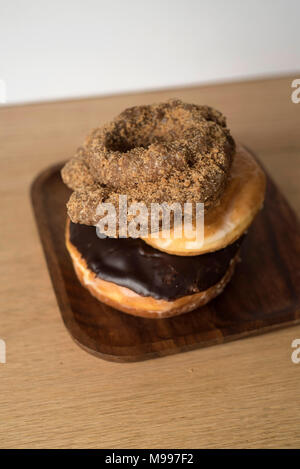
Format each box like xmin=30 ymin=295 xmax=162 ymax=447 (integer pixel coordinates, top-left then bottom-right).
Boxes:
xmin=104 ymin=126 xmax=153 ymax=153
xmin=104 ymin=114 xmax=187 ymax=154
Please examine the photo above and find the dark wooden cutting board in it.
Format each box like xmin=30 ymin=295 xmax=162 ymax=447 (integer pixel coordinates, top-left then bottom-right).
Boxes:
xmin=31 ymin=157 xmax=300 ymax=362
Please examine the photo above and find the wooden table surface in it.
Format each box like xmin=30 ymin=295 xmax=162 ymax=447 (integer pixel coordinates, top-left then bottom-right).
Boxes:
xmin=0 ymin=75 xmax=299 ymax=449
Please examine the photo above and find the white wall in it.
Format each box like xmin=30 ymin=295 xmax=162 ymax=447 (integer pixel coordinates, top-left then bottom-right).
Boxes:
xmin=1 ymin=0 xmax=299 ymax=104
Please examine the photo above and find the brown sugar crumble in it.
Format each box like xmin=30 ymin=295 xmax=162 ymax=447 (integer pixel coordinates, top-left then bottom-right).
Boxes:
xmin=61 ymin=99 xmax=235 ymax=227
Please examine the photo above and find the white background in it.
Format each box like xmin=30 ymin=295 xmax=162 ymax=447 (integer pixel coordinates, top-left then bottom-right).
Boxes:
xmin=1 ymin=0 xmax=300 ymax=104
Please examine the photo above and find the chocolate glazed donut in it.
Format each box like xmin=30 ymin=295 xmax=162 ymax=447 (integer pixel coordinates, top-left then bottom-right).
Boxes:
xmin=66 ymin=220 xmax=243 ymax=318
xmin=68 ymin=221 xmax=243 ymax=301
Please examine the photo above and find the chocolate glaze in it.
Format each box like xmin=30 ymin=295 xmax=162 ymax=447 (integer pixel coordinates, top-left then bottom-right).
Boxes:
xmin=69 ymin=221 xmax=243 ymax=301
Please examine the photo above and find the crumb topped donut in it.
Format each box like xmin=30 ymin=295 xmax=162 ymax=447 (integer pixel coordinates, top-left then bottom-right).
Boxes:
xmin=62 ymin=99 xmax=235 ymax=227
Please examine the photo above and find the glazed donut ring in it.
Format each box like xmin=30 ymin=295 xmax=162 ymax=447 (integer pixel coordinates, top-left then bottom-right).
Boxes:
xmin=143 ymin=145 xmax=266 ymax=255
xmin=61 ymin=100 xmax=235 ymax=226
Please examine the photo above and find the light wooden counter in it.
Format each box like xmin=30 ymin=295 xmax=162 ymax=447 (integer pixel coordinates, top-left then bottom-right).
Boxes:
xmin=0 ymin=75 xmax=299 ymax=448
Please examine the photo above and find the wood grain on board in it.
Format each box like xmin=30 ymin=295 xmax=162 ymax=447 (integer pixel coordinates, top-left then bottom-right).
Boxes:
xmin=31 ymin=159 xmax=300 ymax=362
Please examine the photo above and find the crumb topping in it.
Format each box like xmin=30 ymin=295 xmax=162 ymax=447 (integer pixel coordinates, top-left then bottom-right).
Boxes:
xmin=61 ymin=99 xmax=235 ymax=226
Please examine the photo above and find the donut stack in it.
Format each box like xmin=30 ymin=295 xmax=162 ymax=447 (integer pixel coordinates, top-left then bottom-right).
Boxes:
xmin=62 ymin=100 xmax=266 ymax=318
